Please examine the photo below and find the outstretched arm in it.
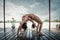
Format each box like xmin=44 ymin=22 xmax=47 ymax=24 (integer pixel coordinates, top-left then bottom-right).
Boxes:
xmin=17 ymin=23 xmax=21 ymax=36
xmin=17 ymin=22 xmax=24 ymax=36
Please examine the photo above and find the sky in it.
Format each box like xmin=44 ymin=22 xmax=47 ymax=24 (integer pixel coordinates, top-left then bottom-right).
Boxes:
xmin=0 ymin=0 xmax=60 ymax=21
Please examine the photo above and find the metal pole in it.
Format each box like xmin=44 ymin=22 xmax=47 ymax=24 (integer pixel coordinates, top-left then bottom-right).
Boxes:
xmin=49 ymin=0 xmax=51 ymax=31
xmin=3 ymin=0 xmax=6 ymax=33
xmin=3 ymin=0 xmax=6 ymax=40
xmin=3 ymin=0 xmax=7 ymax=40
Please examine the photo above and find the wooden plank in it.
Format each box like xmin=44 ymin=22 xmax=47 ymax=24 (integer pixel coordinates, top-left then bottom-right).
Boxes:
xmin=9 ymin=33 xmax=16 ymax=40
xmin=44 ymin=29 xmax=60 ymax=40
xmin=43 ymin=30 xmax=57 ymax=40
xmin=0 ymin=29 xmax=11 ymax=39
xmin=42 ymin=31 xmax=52 ymax=40
xmin=12 ymin=35 xmax=17 ymax=40
xmin=0 ymin=29 xmax=60 ymax=40
xmin=1 ymin=31 xmax=12 ymax=40
xmin=1 ymin=29 xmax=16 ymax=40
xmin=41 ymin=36 xmax=48 ymax=40
xmin=6 ymin=31 xmax=16 ymax=39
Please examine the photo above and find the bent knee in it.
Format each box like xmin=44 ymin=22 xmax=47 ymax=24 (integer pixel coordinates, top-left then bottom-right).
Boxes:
xmin=39 ymin=22 xmax=43 ymax=25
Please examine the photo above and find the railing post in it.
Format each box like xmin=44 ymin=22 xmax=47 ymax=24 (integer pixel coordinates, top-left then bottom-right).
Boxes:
xmin=49 ymin=0 xmax=51 ymax=31
xmin=3 ymin=0 xmax=6 ymax=40
xmin=3 ymin=0 xmax=6 ymax=33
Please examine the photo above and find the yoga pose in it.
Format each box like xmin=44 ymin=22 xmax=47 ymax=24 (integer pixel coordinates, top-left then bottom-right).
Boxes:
xmin=17 ymin=18 xmax=35 ymax=36
xmin=17 ymin=14 xmax=43 ymax=36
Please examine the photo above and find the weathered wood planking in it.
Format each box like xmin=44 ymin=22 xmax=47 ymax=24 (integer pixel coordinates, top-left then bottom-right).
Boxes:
xmin=0 ymin=28 xmax=60 ymax=40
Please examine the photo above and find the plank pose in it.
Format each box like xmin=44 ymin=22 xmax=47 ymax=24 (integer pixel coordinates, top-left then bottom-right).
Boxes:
xmin=17 ymin=14 xmax=43 ymax=36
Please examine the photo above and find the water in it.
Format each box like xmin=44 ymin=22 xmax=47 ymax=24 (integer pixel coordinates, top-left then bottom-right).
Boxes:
xmin=0 ymin=22 xmax=60 ymax=29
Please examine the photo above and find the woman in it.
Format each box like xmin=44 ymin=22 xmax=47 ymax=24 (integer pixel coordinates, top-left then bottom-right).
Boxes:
xmin=22 ymin=14 xmax=43 ymax=35
xmin=17 ymin=13 xmax=43 ymax=36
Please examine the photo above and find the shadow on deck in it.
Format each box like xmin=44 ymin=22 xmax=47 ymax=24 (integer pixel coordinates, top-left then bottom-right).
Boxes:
xmin=0 ymin=28 xmax=60 ymax=40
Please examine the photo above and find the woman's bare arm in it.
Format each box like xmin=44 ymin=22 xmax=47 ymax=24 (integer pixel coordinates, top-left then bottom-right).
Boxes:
xmin=17 ymin=24 xmax=21 ymax=35
xmin=17 ymin=22 xmax=24 ymax=35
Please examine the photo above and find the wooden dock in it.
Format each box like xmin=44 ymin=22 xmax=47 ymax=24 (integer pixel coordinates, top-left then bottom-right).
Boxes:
xmin=0 ymin=28 xmax=60 ymax=40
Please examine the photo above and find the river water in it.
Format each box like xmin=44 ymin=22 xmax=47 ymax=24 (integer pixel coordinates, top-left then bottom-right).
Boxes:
xmin=0 ymin=22 xmax=60 ymax=29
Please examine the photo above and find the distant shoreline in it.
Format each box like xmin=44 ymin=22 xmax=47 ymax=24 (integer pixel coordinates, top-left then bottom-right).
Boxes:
xmin=0 ymin=21 xmax=60 ymax=23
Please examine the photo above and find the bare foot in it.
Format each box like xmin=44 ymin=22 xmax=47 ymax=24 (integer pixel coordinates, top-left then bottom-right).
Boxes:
xmin=37 ymin=32 xmax=43 ymax=36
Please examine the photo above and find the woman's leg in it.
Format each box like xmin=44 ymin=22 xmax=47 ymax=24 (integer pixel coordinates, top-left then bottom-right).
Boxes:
xmin=33 ymin=15 xmax=43 ymax=35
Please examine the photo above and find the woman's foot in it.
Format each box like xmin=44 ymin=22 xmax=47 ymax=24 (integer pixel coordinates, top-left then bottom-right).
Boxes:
xmin=37 ymin=32 xmax=43 ymax=36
